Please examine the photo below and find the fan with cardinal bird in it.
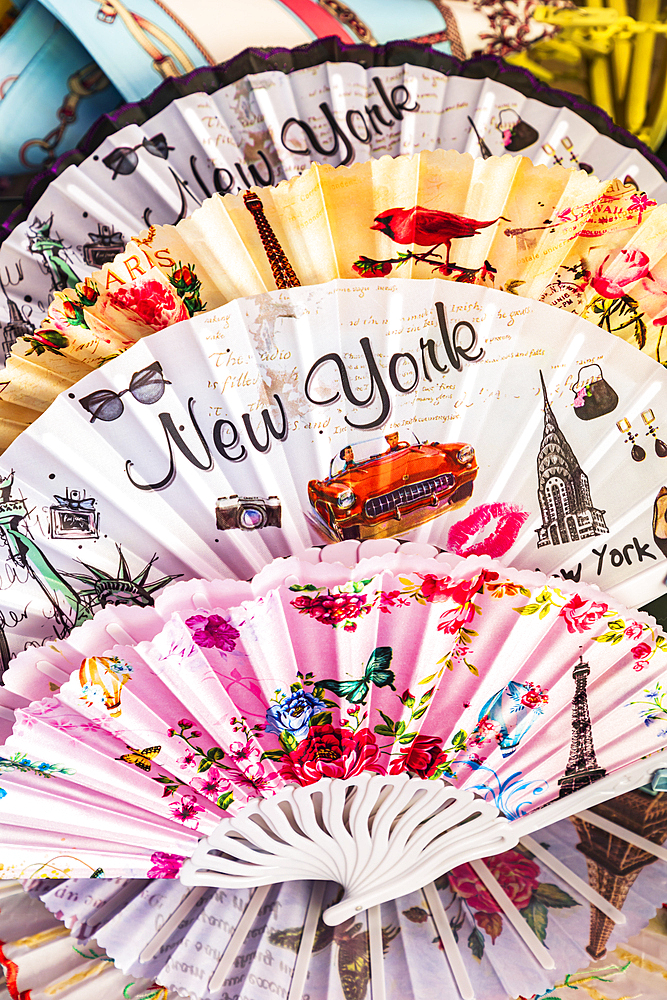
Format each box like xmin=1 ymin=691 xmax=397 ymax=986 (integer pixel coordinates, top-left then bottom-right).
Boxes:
xmin=4 ymin=148 xmax=667 ymax=456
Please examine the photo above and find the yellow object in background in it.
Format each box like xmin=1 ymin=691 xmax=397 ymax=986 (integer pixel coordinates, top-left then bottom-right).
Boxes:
xmin=517 ymin=2 xmax=667 ymax=150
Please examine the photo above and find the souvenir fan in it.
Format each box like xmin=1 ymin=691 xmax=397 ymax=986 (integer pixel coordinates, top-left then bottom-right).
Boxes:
xmin=23 ymin=792 xmax=667 ymax=1000
xmin=1 ymin=38 xmax=665 ymax=371
xmin=2 ymin=278 xmax=667 ymax=655
xmin=5 ymin=0 xmax=544 ymax=177
xmin=0 ymin=880 xmax=174 ymax=999
xmin=3 ymin=552 xmax=667 ymax=1000
xmin=6 ymin=149 xmax=667 ymax=452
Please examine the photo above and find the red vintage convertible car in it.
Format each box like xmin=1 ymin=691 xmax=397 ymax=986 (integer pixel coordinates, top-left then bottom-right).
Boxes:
xmin=308 ymin=435 xmax=478 ymax=541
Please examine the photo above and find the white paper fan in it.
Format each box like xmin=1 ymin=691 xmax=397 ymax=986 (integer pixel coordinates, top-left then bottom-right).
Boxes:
xmin=22 ymin=790 xmax=667 ymax=1000
xmin=1 ymin=44 xmax=664 ymax=353
xmin=0 ymin=879 xmax=174 ymax=999
xmin=11 ymin=146 xmax=667 ymax=454
xmin=1 ymin=278 xmax=667 ymax=658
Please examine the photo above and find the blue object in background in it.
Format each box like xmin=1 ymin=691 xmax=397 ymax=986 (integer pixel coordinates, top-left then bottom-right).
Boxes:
xmin=0 ymin=0 xmax=120 ymax=175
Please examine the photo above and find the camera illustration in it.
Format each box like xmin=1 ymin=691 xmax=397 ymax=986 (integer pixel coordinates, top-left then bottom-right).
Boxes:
xmin=216 ymin=495 xmax=282 ymax=531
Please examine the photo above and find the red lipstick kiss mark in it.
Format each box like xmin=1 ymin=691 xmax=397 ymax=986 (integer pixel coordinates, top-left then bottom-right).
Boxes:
xmin=448 ymin=503 xmax=529 ymax=559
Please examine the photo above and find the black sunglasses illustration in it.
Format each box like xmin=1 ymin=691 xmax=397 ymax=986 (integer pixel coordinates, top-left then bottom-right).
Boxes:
xmin=102 ymin=133 xmax=174 ymax=180
xmin=79 ymin=361 xmax=171 ymax=422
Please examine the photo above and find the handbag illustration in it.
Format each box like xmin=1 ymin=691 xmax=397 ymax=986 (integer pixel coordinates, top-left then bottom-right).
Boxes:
xmin=496 ymin=109 xmax=539 ymax=152
xmin=571 ymin=364 xmax=619 ymax=420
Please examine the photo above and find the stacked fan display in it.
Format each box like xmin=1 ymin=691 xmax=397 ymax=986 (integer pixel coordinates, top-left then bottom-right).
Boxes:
xmin=0 ymin=38 xmax=665 ymax=372
xmin=2 ymin=39 xmax=667 ymax=1000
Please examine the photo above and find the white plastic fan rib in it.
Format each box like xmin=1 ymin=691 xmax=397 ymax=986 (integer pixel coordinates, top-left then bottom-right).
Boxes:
xmin=180 ymin=773 xmax=515 ymax=925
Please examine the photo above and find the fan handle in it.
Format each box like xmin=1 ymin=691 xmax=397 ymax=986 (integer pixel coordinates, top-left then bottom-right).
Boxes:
xmin=180 ymin=773 xmax=517 ymax=925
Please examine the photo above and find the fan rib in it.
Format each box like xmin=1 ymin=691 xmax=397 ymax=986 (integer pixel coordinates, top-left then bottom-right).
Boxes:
xmin=574 ymin=810 xmax=667 ymax=863
xmin=367 ymin=905 xmax=386 ymax=1000
xmin=208 ymin=884 xmax=272 ymax=992
xmin=422 ymin=881 xmax=474 ymax=1000
xmin=519 ymin=834 xmax=625 ymax=924
xmin=469 ymin=859 xmax=555 ymax=970
xmin=289 ymin=881 xmax=326 ymax=1000
xmin=139 ymin=884 xmax=209 ymax=963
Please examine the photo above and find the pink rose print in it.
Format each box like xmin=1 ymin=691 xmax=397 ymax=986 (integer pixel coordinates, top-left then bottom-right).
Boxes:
xmin=559 ymin=594 xmax=608 ymax=633
xmin=624 ymin=622 xmax=644 ymax=640
xmin=632 ymin=642 xmax=652 ymax=660
xmin=290 ymin=591 xmax=372 ymax=630
xmin=109 ymin=274 xmax=188 ymax=331
xmin=591 ymin=248 xmax=651 ymax=299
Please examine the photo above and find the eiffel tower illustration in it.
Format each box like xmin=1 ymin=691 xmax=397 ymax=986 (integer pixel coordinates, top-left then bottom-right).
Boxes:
xmin=558 ymin=653 xmax=606 ymax=798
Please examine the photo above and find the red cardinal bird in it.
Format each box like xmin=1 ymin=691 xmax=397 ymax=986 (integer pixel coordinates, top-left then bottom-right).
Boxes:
xmin=371 ymin=206 xmax=506 ymax=267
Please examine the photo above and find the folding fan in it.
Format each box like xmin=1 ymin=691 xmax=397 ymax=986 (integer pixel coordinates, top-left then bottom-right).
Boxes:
xmin=21 ymin=793 xmax=667 ymax=1000
xmin=0 ymin=880 xmax=173 ymax=999
xmin=9 ymin=147 xmax=667 ymax=453
xmin=1 ymin=40 xmax=664 ymax=371
xmin=1 ymin=278 xmax=667 ymax=659
xmin=2 ymin=545 xmax=667 ymax=915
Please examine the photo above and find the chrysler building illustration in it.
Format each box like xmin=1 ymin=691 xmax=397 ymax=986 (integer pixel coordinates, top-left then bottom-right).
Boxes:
xmin=558 ymin=653 xmax=606 ymax=798
xmin=536 ymin=371 xmax=608 ymax=547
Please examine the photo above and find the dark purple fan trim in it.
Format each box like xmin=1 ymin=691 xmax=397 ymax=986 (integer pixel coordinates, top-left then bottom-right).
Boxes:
xmin=5 ymin=35 xmax=665 ymax=238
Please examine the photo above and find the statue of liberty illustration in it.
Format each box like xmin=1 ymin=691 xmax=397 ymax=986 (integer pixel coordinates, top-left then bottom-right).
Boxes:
xmin=0 ymin=472 xmax=179 ymax=646
xmin=27 ymin=216 xmax=80 ymax=293
xmin=0 ymin=263 xmax=33 ymax=362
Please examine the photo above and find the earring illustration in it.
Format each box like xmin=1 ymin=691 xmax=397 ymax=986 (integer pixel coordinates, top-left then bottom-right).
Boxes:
xmin=560 ymin=136 xmax=593 ymax=174
xmin=642 ymin=408 xmax=667 ymax=457
xmin=617 ymin=417 xmax=646 ymax=461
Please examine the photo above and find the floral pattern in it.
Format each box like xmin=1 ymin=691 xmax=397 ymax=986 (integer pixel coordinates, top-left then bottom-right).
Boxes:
xmin=265 ymin=689 xmax=328 ymax=742
xmin=17 ymin=565 xmax=667 ymax=858
xmin=278 ymin=724 xmax=384 ymax=784
xmin=0 ymin=750 xmax=75 ymax=778
xmin=515 ymin=588 xmax=666 ymax=669
xmin=146 ymin=851 xmax=185 ymax=878
xmin=185 ymin=613 xmax=239 ymax=651
xmin=432 ymin=844 xmax=578 ymax=956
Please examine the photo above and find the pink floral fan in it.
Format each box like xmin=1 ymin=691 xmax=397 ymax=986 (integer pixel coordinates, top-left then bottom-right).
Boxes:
xmin=0 ymin=547 xmax=666 ymax=947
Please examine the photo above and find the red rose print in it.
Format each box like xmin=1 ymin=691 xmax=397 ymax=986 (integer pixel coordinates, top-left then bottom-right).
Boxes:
xmin=632 ymin=642 xmax=652 ymax=660
xmin=279 ymin=724 xmax=384 ymax=784
xmin=448 ymin=848 xmax=540 ymax=934
xmin=352 ymin=256 xmax=393 ymax=277
xmin=624 ymin=622 xmax=644 ymax=640
xmin=290 ymin=591 xmax=372 ymax=629
xmin=389 ymin=734 xmax=448 ymax=777
xmin=520 ymin=683 xmax=548 ymax=710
